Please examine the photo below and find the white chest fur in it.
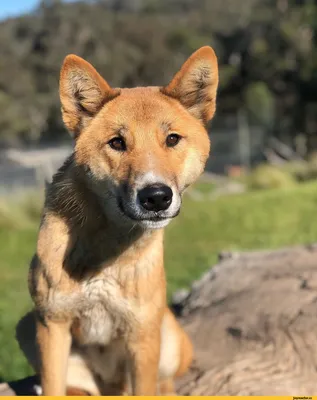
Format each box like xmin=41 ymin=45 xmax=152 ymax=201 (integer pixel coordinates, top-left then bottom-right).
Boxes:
xmin=79 ymin=277 xmax=137 ymax=345
xmin=76 ymin=240 xmax=162 ymax=346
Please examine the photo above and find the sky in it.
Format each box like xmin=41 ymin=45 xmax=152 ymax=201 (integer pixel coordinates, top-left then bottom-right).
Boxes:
xmin=0 ymin=0 xmax=39 ymax=20
xmin=0 ymin=0 xmax=76 ymax=21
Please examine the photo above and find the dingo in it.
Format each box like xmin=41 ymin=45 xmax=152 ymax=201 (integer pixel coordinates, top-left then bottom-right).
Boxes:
xmin=16 ymin=46 xmax=218 ymax=396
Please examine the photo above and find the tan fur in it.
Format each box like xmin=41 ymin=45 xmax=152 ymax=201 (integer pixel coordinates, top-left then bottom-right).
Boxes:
xmin=16 ymin=46 xmax=218 ymax=396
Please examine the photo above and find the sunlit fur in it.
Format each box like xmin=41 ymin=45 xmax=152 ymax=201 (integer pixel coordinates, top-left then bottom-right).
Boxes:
xmin=16 ymin=46 xmax=218 ymax=396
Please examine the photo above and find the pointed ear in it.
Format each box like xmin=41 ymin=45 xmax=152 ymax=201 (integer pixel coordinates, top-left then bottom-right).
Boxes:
xmin=59 ymin=54 xmax=120 ymax=137
xmin=161 ymin=46 xmax=219 ymax=124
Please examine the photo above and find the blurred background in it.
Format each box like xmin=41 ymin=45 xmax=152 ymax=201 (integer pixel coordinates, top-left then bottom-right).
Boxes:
xmin=1 ymin=0 xmax=317 ymax=384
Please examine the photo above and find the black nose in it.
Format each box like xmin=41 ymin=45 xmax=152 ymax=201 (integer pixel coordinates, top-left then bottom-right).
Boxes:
xmin=138 ymin=184 xmax=173 ymax=212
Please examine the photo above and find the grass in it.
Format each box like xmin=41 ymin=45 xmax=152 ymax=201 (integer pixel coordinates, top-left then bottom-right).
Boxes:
xmin=2 ymin=181 xmax=317 ymax=380
xmin=188 ymin=180 xmax=216 ymax=195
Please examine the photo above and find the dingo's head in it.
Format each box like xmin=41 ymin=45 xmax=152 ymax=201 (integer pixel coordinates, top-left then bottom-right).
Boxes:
xmin=60 ymin=47 xmax=218 ymax=229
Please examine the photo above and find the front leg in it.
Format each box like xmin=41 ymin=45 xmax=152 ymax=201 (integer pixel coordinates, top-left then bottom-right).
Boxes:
xmin=128 ymin=325 xmax=161 ymax=396
xmin=36 ymin=316 xmax=72 ymax=396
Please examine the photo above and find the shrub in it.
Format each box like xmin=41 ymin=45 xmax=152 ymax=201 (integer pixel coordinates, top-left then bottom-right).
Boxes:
xmin=248 ymin=164 xmax=297 ymax=190
xmin=278 ymin=157 xmax=317 ymax=182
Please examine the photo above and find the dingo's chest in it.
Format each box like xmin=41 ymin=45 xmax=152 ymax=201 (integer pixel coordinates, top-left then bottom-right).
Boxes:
xmin=77 ymin=277 xmax=136 ymax=345
xmin=70 ymin=274 xmax=153 ymax=346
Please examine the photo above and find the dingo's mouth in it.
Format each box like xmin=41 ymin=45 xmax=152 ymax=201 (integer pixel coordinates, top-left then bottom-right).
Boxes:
xmin=117 ymin=197 xmax=180 ymax=228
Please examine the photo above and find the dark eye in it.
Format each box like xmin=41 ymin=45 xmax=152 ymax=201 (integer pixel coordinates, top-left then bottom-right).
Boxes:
xmin=108 ymin=137 xmax=126 ymax=151
xmin=166 ymin=133 xmax=181 ymax=147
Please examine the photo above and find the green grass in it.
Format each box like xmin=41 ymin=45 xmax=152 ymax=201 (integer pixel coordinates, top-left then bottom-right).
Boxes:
xmin=188 ymin=180 xmax=216 ymax=195
xmin=165 ymin=182 xmax=317 ymax=292
xmin=2 ymin=181 xmax=317 ymax=380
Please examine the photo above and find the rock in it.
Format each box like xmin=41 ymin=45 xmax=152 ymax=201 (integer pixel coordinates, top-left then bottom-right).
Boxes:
xmin=176 ymin=243 xmax=317 ymax=395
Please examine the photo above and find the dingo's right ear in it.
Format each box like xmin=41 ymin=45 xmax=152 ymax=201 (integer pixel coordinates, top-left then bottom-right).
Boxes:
xmin=161 ymin=46 xmax=219 ymax=125
xmin=59 ymin=55 xmax=120 ymax=138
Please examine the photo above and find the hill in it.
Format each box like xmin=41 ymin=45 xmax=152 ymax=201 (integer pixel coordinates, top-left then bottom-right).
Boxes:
xmin=1 ymin=0 xmax=317 ymax=153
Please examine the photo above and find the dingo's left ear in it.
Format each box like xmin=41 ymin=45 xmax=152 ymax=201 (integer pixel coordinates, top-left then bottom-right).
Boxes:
xmin=161 ymin=46 xmax=218 ymax=124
